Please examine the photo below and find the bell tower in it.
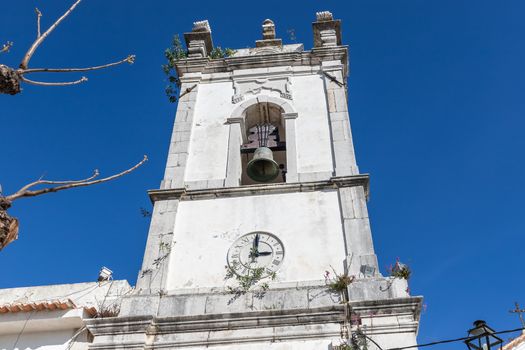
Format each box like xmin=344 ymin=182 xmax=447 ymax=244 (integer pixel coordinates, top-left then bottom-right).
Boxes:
xmin=87 ymin=12 xmax=423 ymax=350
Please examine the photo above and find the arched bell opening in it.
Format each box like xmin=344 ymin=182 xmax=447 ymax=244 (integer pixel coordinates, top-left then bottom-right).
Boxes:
xmin=241 ymin=102 xmax=287 ymax=185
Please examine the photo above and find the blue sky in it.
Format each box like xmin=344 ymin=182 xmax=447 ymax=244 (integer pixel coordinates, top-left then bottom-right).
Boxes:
xmin=1 ymin=0 xmax=524 ymax=347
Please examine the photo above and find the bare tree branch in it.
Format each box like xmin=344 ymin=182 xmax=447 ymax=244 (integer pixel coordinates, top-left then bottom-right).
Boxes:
xmin=20 ymin=75 xmax=88 ymax=87
xmin=20 ymin=0 xmax=83 ymax=69
xmin=21 ymin=55 xmax=136 ymax=74
xmin=11 ymin=170 xmax=100 ymax=197
xmin=35 ymin=8 xmax=42 ymax=38
xmin=1 ymin=1 xmax=134 ymax=95
xmin=1 ymin=42 xmax=13 ymax=54
xmin=0 ymin=156 xmax=147 ymax=250
xmin=5 ymin=155 xmax=147 ymax=202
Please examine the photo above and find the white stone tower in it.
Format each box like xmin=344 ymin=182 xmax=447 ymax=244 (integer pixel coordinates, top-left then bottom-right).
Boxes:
xmin=87 ymin=12 xmax=422 ymax=350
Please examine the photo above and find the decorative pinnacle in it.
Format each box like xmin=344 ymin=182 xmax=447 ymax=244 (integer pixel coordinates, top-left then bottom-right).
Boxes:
xmin=262 ymin=19 xmax=276 ymax=39
xmin=316 ymin=11 xmax=333 ymax=21
xmin=192 ymin=20 xmax=211 ymax=32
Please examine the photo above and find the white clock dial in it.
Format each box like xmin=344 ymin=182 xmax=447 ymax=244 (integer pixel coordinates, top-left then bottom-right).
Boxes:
xmin=227 ymin=232 xmax=285 ymax=277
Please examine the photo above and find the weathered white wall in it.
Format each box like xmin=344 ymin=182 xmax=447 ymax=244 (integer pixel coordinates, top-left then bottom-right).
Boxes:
xmin=184 ymin=81 xmax=233 ymax=182
xmin=166 ymin=190 xmax=345 ymax=290
xmin=291 ymin=74 xmax=334 ymax=175
xmin=0 ymin=329 xmax=87 ymax=350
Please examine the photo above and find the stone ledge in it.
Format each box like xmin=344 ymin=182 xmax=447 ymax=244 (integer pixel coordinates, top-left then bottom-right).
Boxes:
xmin=148 ymin=174 xmax=370 ymax=202
xmin=86 ymin=306 xmax=344 ymax=335
xmin=174 ymin=46 xmax=348 ymax=79
xmin=86 ymin=296 xmax=422 ymax=349
xmin=121 ymin=278 xmax=412 ymax=320
xmin=154 ymin=306 xmax=345 ymax=334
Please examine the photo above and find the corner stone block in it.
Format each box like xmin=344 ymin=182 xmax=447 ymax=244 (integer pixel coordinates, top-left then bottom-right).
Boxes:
xmin=338 ymin=187 xmax=356 ymax=219
xmin=343 ymin=218 xmax=373 ymax=253
xmin=253 ymin=288 xmax=310 ymax=311
xmin=120 ymin=295 xmax=161 ymax=317
xmin=204 ymin=293 xmax=253 ymax=314
xmin=350 ymin=186 xmax=369 ymax=219
xmin=333 ymin=89 xmax=348 ymax=112
xmin=307 ymin=286 xmax=342 ymax=308
xmin=157 ymin=294 xmax=208 ymax=317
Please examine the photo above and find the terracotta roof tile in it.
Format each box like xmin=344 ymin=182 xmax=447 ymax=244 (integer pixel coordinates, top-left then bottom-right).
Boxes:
xmin=0 ymin=299 xmax=96 ymax=316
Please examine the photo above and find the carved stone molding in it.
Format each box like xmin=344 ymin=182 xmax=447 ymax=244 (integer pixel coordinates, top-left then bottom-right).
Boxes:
xmin=232 ymin=76 xmax=292 ymax=103
xmin=148 ymin=174 xmax=370 ymax=202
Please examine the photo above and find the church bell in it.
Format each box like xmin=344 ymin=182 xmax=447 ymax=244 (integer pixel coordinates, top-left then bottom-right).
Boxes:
xmin=246 ymin=146 xmax=280 ymax=182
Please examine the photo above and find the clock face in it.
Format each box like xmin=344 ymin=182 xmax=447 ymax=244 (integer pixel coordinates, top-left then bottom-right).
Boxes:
xmin=227 ymin=232 xmax=285 ymax=277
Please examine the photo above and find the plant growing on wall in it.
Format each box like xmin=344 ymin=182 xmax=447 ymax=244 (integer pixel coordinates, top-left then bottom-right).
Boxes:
xmin=140 ymin=238 xmax=173 ymax=278
xmin=388 ymin=259 xmax=411 ymax=280
xmin=224 ymin=263 xmax=277 ymax=302
xmin=208 ymin=47 xmax=236 ymax=59
xmin=324 ymin=267 xmax=355 ymax=297
xmin=335 ymin=328 xmax=369 ymax=350
xmin=162 ymin=35 xmax=235 ymax=103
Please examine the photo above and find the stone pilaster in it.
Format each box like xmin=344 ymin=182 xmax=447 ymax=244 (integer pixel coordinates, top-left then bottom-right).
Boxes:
xmin=321 ymin=60 xmax=359 ymax=176
xmin=338 ymin=185 xmax=379 ymax=277
xmin=134 ymin=199 xmax=179 ymax=295
xmin=283 ymin=112 xmax=299 ymax=182
xmin=224 ymin=120 xmax=243 ymax=187
xmin=161 ymin=82 xmax=199 ymax=189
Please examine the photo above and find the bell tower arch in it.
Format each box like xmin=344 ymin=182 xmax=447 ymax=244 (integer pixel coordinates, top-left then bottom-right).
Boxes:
xmin=226 ymin=96 xmax=298 ymax=186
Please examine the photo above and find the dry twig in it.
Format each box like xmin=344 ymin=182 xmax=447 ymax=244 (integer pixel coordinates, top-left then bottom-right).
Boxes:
xmin=1 ymin=42 xmax=13 ymax=54
xmin=0 ymin=156 xmax=148 ymax=250
xmin=0 ymin=0 xmax=134 ymax=95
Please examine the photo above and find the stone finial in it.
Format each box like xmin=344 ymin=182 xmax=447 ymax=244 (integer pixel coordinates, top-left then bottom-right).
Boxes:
xmin=316 ymin=11 xmax=333 ymax=21
xmin=192 ymin=20 xmax=211 ymax=33
xmin=262 ymin=19 xmax=276 ymax=39
xmin=312 ymin=10 xmax=341 ymax=48
xmin=184 ymin=19 xmax=214 ymax=58
xmin=256 ymin=19 xmax=282 ymax=48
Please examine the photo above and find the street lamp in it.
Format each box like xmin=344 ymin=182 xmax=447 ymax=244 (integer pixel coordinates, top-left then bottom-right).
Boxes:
xmin=465 ymin=320 xmax=503 ymax=350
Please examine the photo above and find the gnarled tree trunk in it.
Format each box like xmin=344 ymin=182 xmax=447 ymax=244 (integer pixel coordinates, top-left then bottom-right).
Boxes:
xmin=0 ymin=65 xmax=21 ymax=95
xmin=0 ymin=200 xmax=19 ymax=250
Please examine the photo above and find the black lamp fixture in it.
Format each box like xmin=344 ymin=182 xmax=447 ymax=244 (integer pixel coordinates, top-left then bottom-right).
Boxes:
xmin=465 ymin=320 xmax=503 ymax=350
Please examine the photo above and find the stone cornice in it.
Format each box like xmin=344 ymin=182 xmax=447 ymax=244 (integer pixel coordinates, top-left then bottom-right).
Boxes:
xmin=350 ymin=296 xmax=424 ymax=335
xmin=86 ymin=297 xmax=422 ymax=349
xmin=86 ymin=306 xmax=344 ymax=336
xmin=174 ymin=46 xmax=349 ymax=79
xmin=153 ymin=306 xmax=345 ymax=334
xmin=350 ymin=296 xmax=423 ymax=314
xmin=148 ymin=174 xmax=369 ymax=203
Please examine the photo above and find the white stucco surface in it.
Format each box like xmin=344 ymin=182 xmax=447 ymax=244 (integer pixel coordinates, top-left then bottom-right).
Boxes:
xmin=166 ymin=190 xmax=346 ymax=290
xmin=185 ymin=81 xmax=233 ymax=182
xmin=0 ymin=328 xmax=87 ymax=350
xmin=291 ymin=74 xmax=334 ymax=174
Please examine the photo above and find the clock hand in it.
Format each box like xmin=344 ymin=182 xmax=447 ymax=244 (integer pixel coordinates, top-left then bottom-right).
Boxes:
xmin=250 ymin=233 xmax=260 ymax=261
xmin=257 ymin=251 xmax=272 ymax=256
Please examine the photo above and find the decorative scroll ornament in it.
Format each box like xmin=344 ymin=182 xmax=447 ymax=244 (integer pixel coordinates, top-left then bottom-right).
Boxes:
xmin=232 ymin=77 xmax=292 ymax=103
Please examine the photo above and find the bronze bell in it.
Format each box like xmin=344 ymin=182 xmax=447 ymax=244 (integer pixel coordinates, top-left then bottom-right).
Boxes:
xmin=246 ymin=147 xmax=280 ymax=182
